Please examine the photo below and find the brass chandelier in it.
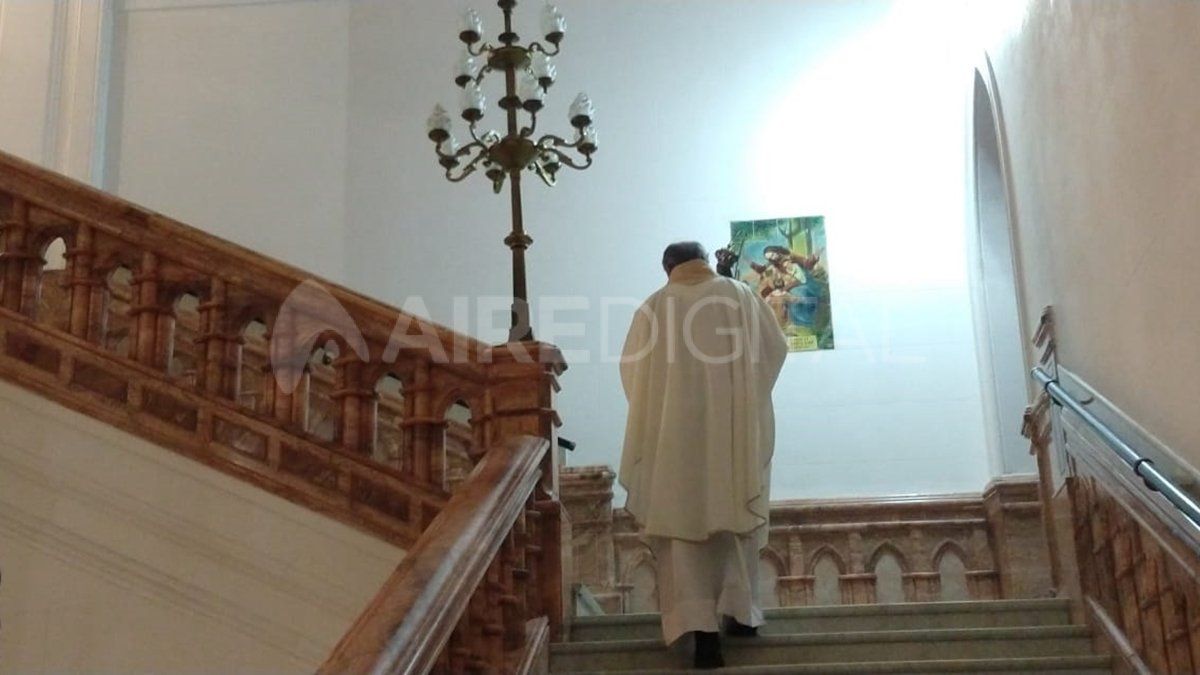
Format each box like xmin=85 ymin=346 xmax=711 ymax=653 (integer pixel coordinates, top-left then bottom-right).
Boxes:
xmin=426 ymin=0 xmax=597 ymax=343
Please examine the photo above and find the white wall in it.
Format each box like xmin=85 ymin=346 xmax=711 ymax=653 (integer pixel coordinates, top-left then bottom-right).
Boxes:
xmin=105 ymin=0 xmax=351 ymax=280
xmin=983 ymin=0 xmax=1200 ymax=470
xmin=0 ymin=379 xmax=401 ymax=672
xmin=347 ymin=0 xmax=992 ymax=498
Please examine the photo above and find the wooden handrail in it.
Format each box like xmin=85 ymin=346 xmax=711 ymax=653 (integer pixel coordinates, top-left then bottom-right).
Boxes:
xmin=320 ymin=435 xmax=552 ymax=675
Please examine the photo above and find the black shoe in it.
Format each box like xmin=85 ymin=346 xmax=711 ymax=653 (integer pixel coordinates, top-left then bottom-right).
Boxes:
xmin=722 ymin=615 xmax=759 ymax=637
xmin=693 ymin=631 xmax=725 ymax=669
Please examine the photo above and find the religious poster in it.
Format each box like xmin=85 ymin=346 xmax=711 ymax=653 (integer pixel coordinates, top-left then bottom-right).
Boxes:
xmin=730 ymin=216 xmax=834 ymax=352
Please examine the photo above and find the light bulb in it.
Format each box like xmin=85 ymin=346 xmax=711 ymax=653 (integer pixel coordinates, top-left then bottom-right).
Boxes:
xmin=569 ymin=92 xmax=594 ymax=127
xmin=427 ymin=104 xmax=451 ymax=133
xmin=519 ymin=72 xmax=544 ymax=103
xmin=461 ymin=8 xmax=483 ymax=41
xmin=461 ymin=82 xmax=486 ymax=119
xmin=580 ymin=125 xmax=598 ymax=152
xmin=456 ymin=51 xmax=478 ymax=80
xmin=531 ymin=52 xmax=556 ymax=81
xmin=427 ymin=104 xmax=452 ymax=142
xmin=542 ymin=3 xmax=565 ymax=39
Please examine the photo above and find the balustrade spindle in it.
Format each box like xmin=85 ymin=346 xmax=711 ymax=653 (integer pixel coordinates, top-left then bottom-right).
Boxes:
xmin=130 ymin=251 xmax=166 ymax=367
xmin=64 ymin=224 xmax=98 ymax=339
xmin=333 ymin=353 xmax=375 ymax=454
xmin=1 ymin=198 xmax=32 ymax=313
xmin=197 ymin=278 xmax=237 ymax=399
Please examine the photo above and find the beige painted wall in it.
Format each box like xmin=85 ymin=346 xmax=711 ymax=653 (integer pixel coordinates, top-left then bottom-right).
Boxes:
xmin=105 ymin=0 xmax=351 ymax=280
xmin=983 ymin=1 xmax=1200 ymax=469
xmin=0 ymin=380 xmax=401 ymax=672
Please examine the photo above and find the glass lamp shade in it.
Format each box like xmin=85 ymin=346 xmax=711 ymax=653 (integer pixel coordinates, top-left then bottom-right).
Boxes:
xmin=519 ymin=72 xmax=545 ymax=104
xmin=579 ymin=125 xmax=598 ymax=153
xmin=455 ymin=51 xmax=478 ymax=86
xmin=461 ymin=8 xmax=483 ymax=42
xmin=427 ymin=104 xmax=452 ymax=141
xmin=461 ymin=82 xmax=486 ymax=119
xmin=542 ymin=3 xmax=565 ymax=41
xmin=569 ymin=92 xmax=594 ymax=128
xmin=438 ymin=136 xmax=461 ymax=168
xmin=531 ymin=52 xmax=556 ymax=83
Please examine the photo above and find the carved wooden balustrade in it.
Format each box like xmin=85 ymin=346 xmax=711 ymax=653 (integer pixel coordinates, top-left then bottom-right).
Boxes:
xmin=1036 ymin=398 xmax=1200 ymax=674
xmin=0 ymin=149 xmax=566 ymax=559
xmin=320 ymin=436 xmax=560 ymax=674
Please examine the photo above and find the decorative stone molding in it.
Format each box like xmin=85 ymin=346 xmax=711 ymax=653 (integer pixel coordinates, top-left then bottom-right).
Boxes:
xmin=560 ymin=465 xmax=1055 ymax=614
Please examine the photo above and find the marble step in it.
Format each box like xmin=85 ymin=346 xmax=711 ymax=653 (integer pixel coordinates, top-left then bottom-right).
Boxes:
xmin=549 ymin=625 xmax=1094 ymax=672
xmin=558 ymin=654 xmax=1112 ymax=674
xmin=569 ymin=599 xmax=1073 ymax=642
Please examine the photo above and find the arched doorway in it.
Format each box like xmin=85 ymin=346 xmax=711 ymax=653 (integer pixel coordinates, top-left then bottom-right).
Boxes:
xmin=970 ymin=63 xmax=1034 ymax=476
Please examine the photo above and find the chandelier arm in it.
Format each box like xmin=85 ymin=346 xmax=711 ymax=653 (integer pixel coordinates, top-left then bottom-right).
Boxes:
xmin=435 ymin=139 xmax=487 ymax=162
xmin=471 ymin=65 xmax=492 ymax=87
xmin=537 ymin=133 xmax=581 ymax=150
xmin=548 ymin=147 xmax=592 ymax=171
xmin=527 ymin=41 xmax=560 ymax=57
xmin=467 ymin=121 xmax=498 ymax=146
xmin=445 ymin=151 xmax=490 ymax=182
xmin=532 ymin=161 xmax=557 ymax=187
xmin=467 ymin=42 xmax=494 ymax=58
xmin=520 ymin=110 xmax=539 ymax=138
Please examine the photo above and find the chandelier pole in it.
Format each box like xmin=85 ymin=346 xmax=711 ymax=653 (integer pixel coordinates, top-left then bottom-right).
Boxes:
xmin=507 ymin=172 xmax=532 ymax=342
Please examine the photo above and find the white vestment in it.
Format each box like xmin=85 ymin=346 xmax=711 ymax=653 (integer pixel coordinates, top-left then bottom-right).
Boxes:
xmin=619 ymin=259 xmax=787 ymax=643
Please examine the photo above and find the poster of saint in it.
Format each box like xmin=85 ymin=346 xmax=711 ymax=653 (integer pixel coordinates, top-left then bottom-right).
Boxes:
xmin=730 ymin=216 xmax=834 ymax=352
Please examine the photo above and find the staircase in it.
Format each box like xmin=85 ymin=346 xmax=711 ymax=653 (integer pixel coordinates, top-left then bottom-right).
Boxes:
xmin=551 ymin=599 xmax=1111 ymax=673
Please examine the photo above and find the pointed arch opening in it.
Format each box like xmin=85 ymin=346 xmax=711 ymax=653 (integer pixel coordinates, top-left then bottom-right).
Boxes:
xmin=969 ymin=61 xmax=1034 ymax=477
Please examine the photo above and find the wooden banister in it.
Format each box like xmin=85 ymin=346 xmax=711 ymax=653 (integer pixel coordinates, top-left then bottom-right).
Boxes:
xmin=1028 ymin=311 xmax=1200 ymax=673
xmin=0 ymin=150 xmax=486 ymax=360
xmin=320 ymin=435 xmax=555 ymax=675
xmin=0 ymin=149 xmax=567 ymax=556
xmin=1066 ymin=429 xmax=1200 ymax=674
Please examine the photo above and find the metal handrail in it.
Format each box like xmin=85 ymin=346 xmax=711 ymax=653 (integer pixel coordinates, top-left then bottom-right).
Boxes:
xmin=1033 ymin=366 xmax=1200 ymax=531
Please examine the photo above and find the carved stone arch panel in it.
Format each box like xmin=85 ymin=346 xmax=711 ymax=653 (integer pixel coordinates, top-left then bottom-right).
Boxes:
xmin=620 ymin=545 xmax=659 ymax=614
xmin=869 ymin=542 xmax=909 ymax=604
xmin=807 ymin=545 xmax=845 ymax=606
xmin=933 ymin=540 xmax=970 ymax=601
xmin=759 ymin=546 xmax=786 ymax=609
xmin=805 ymin=545 xmax=846 ymax=576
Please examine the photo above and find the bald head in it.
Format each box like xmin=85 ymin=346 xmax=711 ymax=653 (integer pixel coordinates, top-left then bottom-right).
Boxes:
xmin=662 ymin=241 xmax=707 ymax=274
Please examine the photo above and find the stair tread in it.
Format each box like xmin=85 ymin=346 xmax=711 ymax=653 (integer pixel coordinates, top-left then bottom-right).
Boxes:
xmin=572 ymin=599 xmax=1071 ymax=627
xmin=559 ymin=654 xmax=1112 ymax=674
xmin=553 ymin=624 xmax=1091 ymax=653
